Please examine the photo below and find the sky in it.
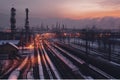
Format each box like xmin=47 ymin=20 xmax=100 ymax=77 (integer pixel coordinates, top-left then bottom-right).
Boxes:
xmin=0 ymin=0 xmax=120 ymax=29
xmin=0 ymin=0 xmax=120 ymax=19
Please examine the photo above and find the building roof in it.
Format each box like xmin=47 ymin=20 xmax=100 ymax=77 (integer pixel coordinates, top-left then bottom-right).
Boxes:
xmin=0 ymin=40 xmax=19 ymax=45
xmin=7 ymin=42 xmax=19 ymax=50
xmin=0 ymin=42 xmax=19 ymax=50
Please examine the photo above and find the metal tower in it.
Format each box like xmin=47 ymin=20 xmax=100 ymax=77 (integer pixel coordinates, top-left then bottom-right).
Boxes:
xmin=10 ymin=7 xmax=16 ymax=39
xmin=25 ymin=8 xmax=30 ymax=43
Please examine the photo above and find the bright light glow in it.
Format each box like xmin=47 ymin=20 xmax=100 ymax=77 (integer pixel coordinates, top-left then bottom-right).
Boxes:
xmin=42 ymin=33 xmax=56 ymax=39
xmin=64 ymin=33 xmax=67 ymax=36
xmin=76 ymin=33 xmax=80 ymax=37
xmin=28 ymin=44 xmax=34 ymax=49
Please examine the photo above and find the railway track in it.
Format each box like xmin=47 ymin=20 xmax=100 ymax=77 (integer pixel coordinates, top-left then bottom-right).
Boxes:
xmin=55 ymin=41 xmax=120 ymax=79
xmin=8 ymin=56 xmax=31 ymax=79
xmin=0 ymin=60 xmax=22 ymax=79
xmin=72 ymin=43 xmax=120 ymax=63
xmin=45 ymin=41 xmax=114 ymax=79
xmin=1 ymin=39 xmax=119 ymax=79
xmin=44 ymin=42 xmax=84 ymax=79
xmin=32 ymin=41 xmax=61 ymax=79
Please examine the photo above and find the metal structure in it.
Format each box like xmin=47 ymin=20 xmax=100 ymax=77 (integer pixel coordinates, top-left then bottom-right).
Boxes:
xmin=25 ymin=8 xmax=30 ymax=43
xmin=10 ymin=7 xmax=16 ymax=39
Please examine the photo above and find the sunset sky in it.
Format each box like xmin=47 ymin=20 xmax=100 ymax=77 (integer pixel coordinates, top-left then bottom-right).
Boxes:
xmin=0 ymin=0 xmax=120 ymax=19
xmin=0 ymin=0 xmax=120 ymax=29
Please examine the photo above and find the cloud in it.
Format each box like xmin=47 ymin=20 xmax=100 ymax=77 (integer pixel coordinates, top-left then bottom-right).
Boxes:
xmin=97 ymin=0 xmax=120 ymax=10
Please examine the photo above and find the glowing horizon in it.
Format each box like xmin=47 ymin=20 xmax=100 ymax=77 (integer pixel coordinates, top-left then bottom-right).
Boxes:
xmin=0 ymin=0 xmax=120 ymax=19
xmin=30 ymin=0 xmax=120 ymax=19
xmin=59 ymin=10 xmax=120 ymax=19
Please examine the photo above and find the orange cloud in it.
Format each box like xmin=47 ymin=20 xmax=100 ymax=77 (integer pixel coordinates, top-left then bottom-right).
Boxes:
xmin=60 ymin=10 xmax=120 ymax=19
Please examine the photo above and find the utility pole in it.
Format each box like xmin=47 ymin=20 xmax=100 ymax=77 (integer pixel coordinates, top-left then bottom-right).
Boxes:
xmin=85 ymin=30 xmax=88 ymax=56
xmin=108 ymin=33 xmax=112 ymax=61
xmin=20 ymin=28 xmax=24 ymax=54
